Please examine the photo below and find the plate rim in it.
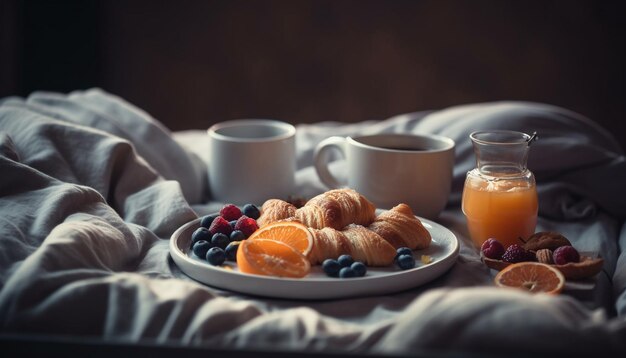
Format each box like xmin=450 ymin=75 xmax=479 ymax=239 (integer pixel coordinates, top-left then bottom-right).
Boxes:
xmin=169 ymin=214 xmax=459 ymax=299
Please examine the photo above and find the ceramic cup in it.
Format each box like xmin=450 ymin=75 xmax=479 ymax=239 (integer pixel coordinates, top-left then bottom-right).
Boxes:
xmin=208 ymin=119 xmax=296 ymax=205
xmin=313 ymin=133 xmax=455 ymax=219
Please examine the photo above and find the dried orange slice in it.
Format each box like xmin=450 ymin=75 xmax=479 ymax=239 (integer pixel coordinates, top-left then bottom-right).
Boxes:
xmin=494 ymin=262 xmax=565 ymax=294
xmin=248 ymin=221 xmax=313 ymax=256
xmin=237 ymin=238 xmax=310 ymax=278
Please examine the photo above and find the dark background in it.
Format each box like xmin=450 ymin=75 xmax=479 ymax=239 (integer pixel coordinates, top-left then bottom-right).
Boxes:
xmin=2 ymin=0 xmax=625 ymax=150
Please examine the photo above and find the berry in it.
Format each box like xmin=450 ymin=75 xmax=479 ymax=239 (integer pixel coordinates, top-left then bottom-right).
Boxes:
xmin=211 ymin=233 xmax=230 ymax=250
xmin=337 ymin=254 xmax=354 ymax=267
xmin=481 ymin=238 xmax=505 ymax=260
xmin=206 ymin=247 xmax=226 ymax=266
xmin=396 ymin=247 xmax=412 ymax=259
xmin=225 ymin=241 xmax=240 ymax=261
xmin=200 ymin=214 xmax=219 ymax=229
xmin=192 ymin=240 xmax=212 ymax=258
xmin=396 ymin=254 xmax=415 ymax=270
xmin=229 ymin=220 xmax=237 ymax=229
xmin=234 ymin=215 xmax=258 ymax=237
xmin=322 ymin=259 xmax=342 ymax=277
xmin=351 ymin=261 xmax=367 ymax=277
xmin=209 ymin=216 xmax=233 ymax=236
xmin=339 ymin=267 xmax=357 ymax=278
xmin=191 ymin=227 xmax=211 ymax=247
xmin=553 ymin=246 xmax=580 ymax=265
xmin=501 ymin=244 xmax=532 ymax=263
xmin=230 ymin=230 xmax=246 ymax=242
xmin=242 ymin=204 xmax=261 ymax=220
xmin=220 ymin=204 xmax=243 ymax=221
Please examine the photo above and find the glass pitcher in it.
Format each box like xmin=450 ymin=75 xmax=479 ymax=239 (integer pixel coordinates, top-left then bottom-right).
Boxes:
xmin=462 ymin=130 xmax=538 ymax=249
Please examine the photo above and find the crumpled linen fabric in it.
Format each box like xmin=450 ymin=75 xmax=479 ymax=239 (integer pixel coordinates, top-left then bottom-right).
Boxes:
xmin=0 ymin=89 xmax=625 ymax=355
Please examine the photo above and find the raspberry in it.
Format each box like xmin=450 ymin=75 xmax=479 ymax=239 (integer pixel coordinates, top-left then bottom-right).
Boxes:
xmin=553 ymin=245 xmax=580 ymax=265
xmin=220 ymin=204 xmax=242 ymax=221
xmin=234 ymin=215 xmax=259 ymax=237
xmin=209 ymin=216 xmax=233 ymax=236
xmin=501 ymin=244 xmax=532 ymax=263
xmin=481 ymin=238 xmax=505 ymax=260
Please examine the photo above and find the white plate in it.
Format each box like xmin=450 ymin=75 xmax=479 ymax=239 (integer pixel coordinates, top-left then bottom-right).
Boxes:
xmin=169 ymin=214 xmax=459 ymax=299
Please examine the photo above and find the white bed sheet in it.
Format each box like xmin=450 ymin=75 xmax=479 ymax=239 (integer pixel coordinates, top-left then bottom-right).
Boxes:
xmin=1 ymin=89 xmax=625 ymax=355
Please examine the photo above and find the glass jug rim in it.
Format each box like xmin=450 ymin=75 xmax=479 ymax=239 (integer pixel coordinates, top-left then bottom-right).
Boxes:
xmin=470 ymin=130 xmax=532 ymax=145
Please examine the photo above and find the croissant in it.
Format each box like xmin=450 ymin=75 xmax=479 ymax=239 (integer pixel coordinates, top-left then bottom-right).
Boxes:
xmin=256 ymin=199 xmax=297 ymax=227
xmin=368 ymin=203 xmax=431 ymax=250
xmin=257 ymin=189 xmax=376 ymax=230
xmin=256 ymin=191 xmax=431 ymax=266
xmin=307 ymin=225 xmax=397 ymax=266
xmin=296 ymin=189 xmax=377 ymax=230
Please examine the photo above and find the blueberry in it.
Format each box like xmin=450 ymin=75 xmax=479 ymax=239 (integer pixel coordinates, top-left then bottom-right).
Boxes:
xmin=396 ymin=247 xmax=412 ymax=259
xmin=339 ymin=267 xmax=357 ymax=278
xmin=191 ymin=227 xmax=211 ymax=247
xmin=322 ymin=259 xmax=342 ymax=277
xmin=242 ymin=204 xmax=261 ymax=220
xmin=206 ymin=247 xmax=226 ymax=266
xmin=211 ymin=233 xmax=230 ymax=250
xmin=192 ymin=240 xmax=212 ymax=258
xmin=350 ymin=261 xmax=367 ymax=277
xmin=225 ymin=242 xmax=239 ymax=261
xmin=229 ymin=220 xmax=237 ymax=229
xmin=337 ymin=254 xmax=354 ymax=267
xmin=230 ymin=230 xmax=246 ymax=242
xmin=200 ymin=214 xmax=219 ymax=229
xmin=396 ymin=254 xmax=415 ymax=270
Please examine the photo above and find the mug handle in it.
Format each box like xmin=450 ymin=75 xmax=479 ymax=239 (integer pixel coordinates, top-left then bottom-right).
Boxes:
xmin=313 ymin=136 xmax=347 ymax=189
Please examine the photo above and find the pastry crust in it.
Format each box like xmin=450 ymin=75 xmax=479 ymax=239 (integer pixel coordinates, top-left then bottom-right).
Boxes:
xmin=256 ymin=190 xmax=431 ymax=266
xmin=257 ymin=188 xmax=377 ymax=230
xmin=257 ymin=199 xmax=297 ymax=227
xmin=295 ymin=188 xmax=377 ymax=230
xmin=308 ymin=225 xmax=397 ymax=266
xmin=368 ymin=203 xmax=431 ymax=249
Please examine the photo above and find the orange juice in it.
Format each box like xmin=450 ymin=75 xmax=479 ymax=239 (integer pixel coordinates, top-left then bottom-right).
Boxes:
xmin=462 ymin=176 xmax=538 ymax=248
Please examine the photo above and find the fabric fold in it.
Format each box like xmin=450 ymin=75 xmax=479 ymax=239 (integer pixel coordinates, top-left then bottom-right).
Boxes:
xmin=1 ymin=90 xmax=625 ymax=356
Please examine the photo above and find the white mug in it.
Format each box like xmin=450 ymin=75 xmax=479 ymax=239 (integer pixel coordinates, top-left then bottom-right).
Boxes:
xmin=208 ymin=119 xmax=296 ymax=205
xmin=314 ymin=133 xmax=455 ymax=219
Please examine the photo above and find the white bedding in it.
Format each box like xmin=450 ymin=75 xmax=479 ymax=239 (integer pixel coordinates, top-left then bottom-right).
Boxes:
xmin=1 ymin=89 xmax=625 ymax=355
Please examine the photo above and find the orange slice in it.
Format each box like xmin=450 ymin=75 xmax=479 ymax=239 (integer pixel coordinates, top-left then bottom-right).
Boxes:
xmin=237 ymin=238 xmax=311 ymax=278
xmin=248 ymin=221 xmax=313 ymax=256
xmin=494 ymin=262 xmax=565 ymax=294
